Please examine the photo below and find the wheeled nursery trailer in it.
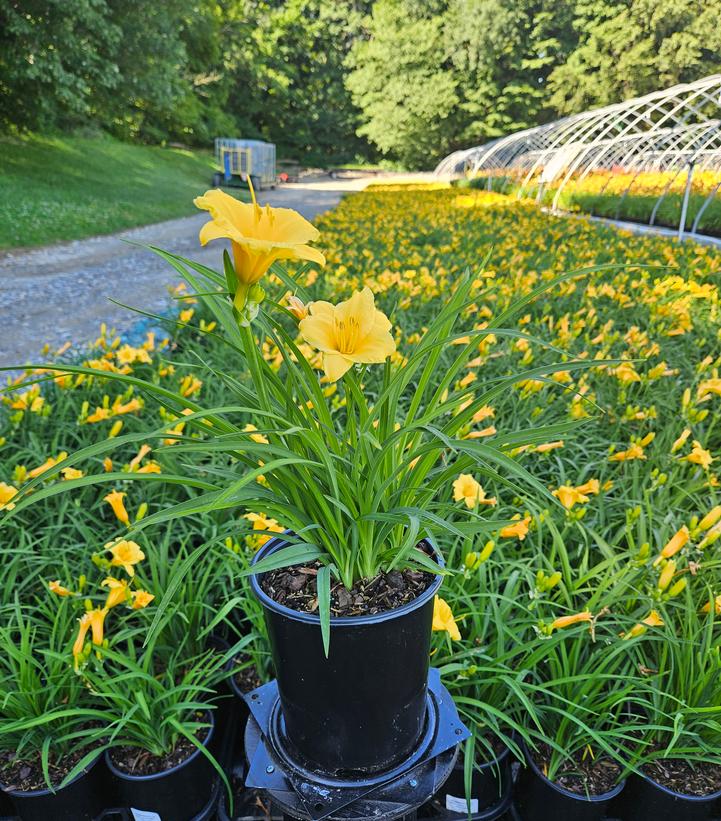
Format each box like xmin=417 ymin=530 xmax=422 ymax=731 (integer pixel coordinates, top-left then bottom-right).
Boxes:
xmin=212 ymin=139 xmax=276 ymax=191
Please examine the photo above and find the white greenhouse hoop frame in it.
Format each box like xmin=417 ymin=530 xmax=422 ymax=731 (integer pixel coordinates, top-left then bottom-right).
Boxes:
xmin=435 ymin=75 xmax=721 ymax=237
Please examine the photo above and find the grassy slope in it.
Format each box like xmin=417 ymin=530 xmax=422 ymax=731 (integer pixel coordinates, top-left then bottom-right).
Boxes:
xmin=0 ymin=134 xmax=222 ymax=249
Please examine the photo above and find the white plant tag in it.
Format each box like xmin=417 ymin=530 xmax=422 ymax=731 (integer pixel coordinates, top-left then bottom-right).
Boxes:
xmin=131 ymin=809 xmax=162 ymax=821
xmin=445 ymin=794 xmax=479 ymax=813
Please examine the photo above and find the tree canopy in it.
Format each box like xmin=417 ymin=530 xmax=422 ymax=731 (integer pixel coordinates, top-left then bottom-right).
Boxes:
xmin=1 ymin=0 xmax=719 ymax=167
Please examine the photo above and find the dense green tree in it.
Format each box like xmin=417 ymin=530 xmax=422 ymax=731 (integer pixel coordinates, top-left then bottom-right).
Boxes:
xmin=2 ymin=0 xmax=721 ymax=167
xmin=0 ymin=0 xmax=119 ymax=131
xmin=346 ymin=0 xmax=459 ymax=168
xmin=548 ymin=0 xmax=721 ymax=114
xmin=445 ymin=0 xmax=576 ymax=142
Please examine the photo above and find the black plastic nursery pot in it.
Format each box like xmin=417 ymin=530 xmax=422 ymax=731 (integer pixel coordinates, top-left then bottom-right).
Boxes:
xmin=435 ymin=744 xmax=513 ymax=816
xmin=514 ymin=742 xmax=625 ymax=821
xmin=249 ymin=536 xmax=443 ymax=774
xmin=0 ymin=750 xmax=107 ymax=821
xmin=104 ymin=711 xmax=217 ymax=821
xmin=612 ymin=769 xmax=721 ymax=821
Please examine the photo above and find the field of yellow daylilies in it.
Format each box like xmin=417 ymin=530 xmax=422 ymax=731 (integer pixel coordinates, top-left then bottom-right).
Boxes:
xmin=2 ymin=184 xmax=721 ymax=798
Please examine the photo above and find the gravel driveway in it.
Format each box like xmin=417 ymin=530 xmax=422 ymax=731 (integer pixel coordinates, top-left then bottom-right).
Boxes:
xmin=0 ymin=174 xmax=403 ymax=367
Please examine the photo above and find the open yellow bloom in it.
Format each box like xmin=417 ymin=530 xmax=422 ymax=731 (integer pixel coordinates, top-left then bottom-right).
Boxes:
xmin=194 ymin=187 xmax=324 ymax=308
xmin=553 ymin=479 xmax=599 ymax=510
xmin=243 ymin=511 xmax=284 ymax=548
xmin=101 ymin=577 xmax=130 ymax=609
xmin=452 ymin=474 xmax=497 ymax=509
xmin=609 ymin=443 xmax=646 ymax=462
xmin=623 ymin=609 xmax=664 ymax=639
xmin=299 ymin=287 xmax=396 ymax=381
xmin=684 ymin=441 xmax=713 ymax=469
xmin=103 ymin=490 xmax=129 ymax=525
xmin=432 ymin=596 xmax=461 ymax=641
xmin=0 ymin=482 xmax=18 ymax=511
xmin=499 ymin=516 xmax=531 ymax=540
xmin=107 ymin=539 xmax=145 ymax=576
xmin=131 ymin=590 xmax=155 ymax=610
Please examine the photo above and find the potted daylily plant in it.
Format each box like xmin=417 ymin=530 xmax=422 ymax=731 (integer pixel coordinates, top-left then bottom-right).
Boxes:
xmin=7 ymin=185 xmax=588 ymax=776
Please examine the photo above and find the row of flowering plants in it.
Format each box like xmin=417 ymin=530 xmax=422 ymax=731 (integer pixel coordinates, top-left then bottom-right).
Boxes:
xmin=462 ymin=167 xmax=721 ymax=236
xmin=1 ymin=184 xmax=721 ymax=818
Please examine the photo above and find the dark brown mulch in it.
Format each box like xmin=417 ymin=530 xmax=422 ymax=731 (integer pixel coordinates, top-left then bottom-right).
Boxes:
xmin=234 ymin=660 xmax=263 ymax=694
xmin=260 ymin=560 xmax=434 ymax=617
xmin=0 ymin=746 xmax=97 ymax=792
xmin=109 ymin=724 xmax=210 ymax=777
xmin=643 ymin=757 xmax=721 ymax=797
xmin=534 ymin=744 xmax=622 ymax=797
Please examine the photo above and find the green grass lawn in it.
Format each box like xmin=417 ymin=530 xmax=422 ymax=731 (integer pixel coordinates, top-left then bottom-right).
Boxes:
xmin=0 ymin=134 xmax=229 ymax=249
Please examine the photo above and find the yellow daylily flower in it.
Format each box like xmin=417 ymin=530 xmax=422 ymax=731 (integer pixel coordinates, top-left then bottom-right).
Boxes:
xmin=243 ymin=424 xmax=269 ymax=444
xmin=452 ymin=474 xmax=497 ymax=509
xmin=553 ymin=479 xmax=599 ymax=510
xmin=653 ymin=526 xmax=689 ymax=566
xmin=671 ymin=428 xmax=692 ymax=453
xmin=106 ymin=539 xmax=145 ymax=577
xmin=0 ymin=482 xmax=18 ymax=511
xmin=287 ymin=295 xmax=309 ymax=320
xmin=299 ymin=287 xmax=396 ymax=382
xmin=243 ymin=511 xmax=284 ymax=548
xmin=684 ymin=441 xmax=713 ymax=469
xmin=73 ymin=608 xmax=107 ymax=669
xmin=101 ymin=577 xmax=130 ymax=609
xmin=609 ymin=443 xmax=646 ymax=462
xmin=623 ymin=609 xmax=664 ymax=639
xmin=643 ymin=610 xmax=665 ymax=627
xmin=551 ymin=611 xmax=593 ymax=630
xmin=701 ymin=595 xmax=721 ymax=615
xmin=131 ymin=590 xmax=155 ymax=610
xmin=28 ymin=452 xmax=67 ymax=479
xmin=432 ymin=596 xmax=461 ymax=641
xmin=499 ymin=516 xmax=531 ymax=540
xmin=194 ymin=187 xmax=325 ymax=310
xmin=699 ymin=506 xmax=721 ymax=531
xmin=535 ymin=440 xmax=564 ymax=453
xmin=48 ymin=580 xmax=73 ymax=597
xmin=657 ymin=560 xmax=676 ymax=592
xmin=61 ymin=467 xmax=84 ymax=481
xmin=104 ymin=489 xmax=130 ymax=526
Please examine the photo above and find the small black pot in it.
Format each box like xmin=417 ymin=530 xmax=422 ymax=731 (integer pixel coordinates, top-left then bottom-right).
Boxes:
xmin=105 ymin=712 xmax=216 ymax=821
xmin=613 ymin=769 xmax=721 ymax=821
xmin=1 ymin=751 xmax=106 ymax=821
xmin=249 ymin=536 xmax=443 ymax=774
xmin=438 ymin=744 xmax=512 ymax=815
xmin=515 ymin=742 xmax=625 ymax=821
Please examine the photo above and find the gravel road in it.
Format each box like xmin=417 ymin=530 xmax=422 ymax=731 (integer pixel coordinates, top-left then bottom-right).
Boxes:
xmin=0 ymin=174 xmax=410 ymax=367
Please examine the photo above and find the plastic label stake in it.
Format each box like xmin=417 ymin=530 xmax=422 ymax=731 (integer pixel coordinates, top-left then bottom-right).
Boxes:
xmin=446 ymin=794 xmax=479 ymax=813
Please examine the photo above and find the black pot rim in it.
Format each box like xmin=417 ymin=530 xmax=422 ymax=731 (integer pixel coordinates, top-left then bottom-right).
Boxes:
xmin=0 ymin=748 xmax=101 ymax=798
xmin=456 ymin=741 xmax=511 ymax=773
xmin=634 ymin=767 xmax=721 ymax=802
xmin=104 ymin=710 xmax=215 ymax=783
xmin=250 ymin=534 xmax=444 ymax=626
xmin=522 ymin=740 xmax=625 ymax=803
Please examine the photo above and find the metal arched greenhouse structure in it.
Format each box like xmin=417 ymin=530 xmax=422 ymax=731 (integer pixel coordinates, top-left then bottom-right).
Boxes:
xmin=435 ymin=75 xmax=721 ymax=237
